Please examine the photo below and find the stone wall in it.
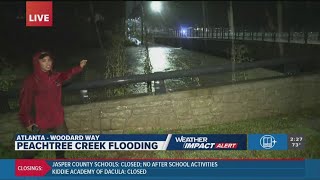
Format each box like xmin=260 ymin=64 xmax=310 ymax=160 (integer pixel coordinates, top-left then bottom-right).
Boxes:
xmin=61 ymin=73 xmax=320 ymax=133
xmin=1 ymin=73 xmax=320 ymax=145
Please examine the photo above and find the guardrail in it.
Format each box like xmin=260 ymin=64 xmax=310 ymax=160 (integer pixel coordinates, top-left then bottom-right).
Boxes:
xmin=151 ymin=28 xmax=320 ymax=45
xmin=62 ymin=57 xmax=305 ymax=91
xmin=5 ymin=57 xmax=308 ymax=98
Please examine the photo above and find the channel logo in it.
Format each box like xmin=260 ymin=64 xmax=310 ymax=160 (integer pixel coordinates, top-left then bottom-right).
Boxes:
xmin=26 ymin=1 xmax=53 ymax=27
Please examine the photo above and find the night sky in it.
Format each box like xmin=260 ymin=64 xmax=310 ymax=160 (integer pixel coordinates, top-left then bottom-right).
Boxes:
xmin=128 ymin=1 xmax=320 ymax=30
xmin=0 ymin=1 xmax=125 ymax=58
xmin=1 ymin=1 xmax=320 ymax=60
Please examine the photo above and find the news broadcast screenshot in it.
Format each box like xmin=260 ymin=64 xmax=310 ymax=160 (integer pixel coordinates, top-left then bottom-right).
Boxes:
xmin=0 ymin=1 xmax=320 ymax=180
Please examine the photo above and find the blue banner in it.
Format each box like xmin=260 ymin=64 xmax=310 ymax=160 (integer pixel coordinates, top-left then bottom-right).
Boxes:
xmin=14 ymin=134 xmax=247 ymax=151
xmin=248 ymin=134 xmax=288 ymax=150
xmin=166 ymin=134 xmax=247 ymax=150
xmin=14 ymin=134 xmax=302 ymax=151
xmin=1 ymin=159 xmax=320 ymax=180
xmin=15 ymin=134 xmax=169 ymax=141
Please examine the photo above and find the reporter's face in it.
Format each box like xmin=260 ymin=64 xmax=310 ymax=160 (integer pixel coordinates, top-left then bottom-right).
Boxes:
xmin=39 ymin=56 xmax=52 ymax=72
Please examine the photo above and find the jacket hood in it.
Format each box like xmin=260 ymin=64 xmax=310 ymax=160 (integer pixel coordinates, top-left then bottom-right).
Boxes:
xmin=32 ymin=51 xmax=54 ymax=79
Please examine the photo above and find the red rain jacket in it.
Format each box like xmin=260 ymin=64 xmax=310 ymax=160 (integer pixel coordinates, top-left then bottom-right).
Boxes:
xmin=19 ymin=52 xmax=83 ymax=129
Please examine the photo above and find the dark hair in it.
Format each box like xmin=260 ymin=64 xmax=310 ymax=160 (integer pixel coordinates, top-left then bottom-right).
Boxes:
xmin=38 ymin=51 xmax=53 ymax=60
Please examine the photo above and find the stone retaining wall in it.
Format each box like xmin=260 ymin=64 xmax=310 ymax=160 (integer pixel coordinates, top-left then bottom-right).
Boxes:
xmin=1 ymin=73 xmax=319 ymax=145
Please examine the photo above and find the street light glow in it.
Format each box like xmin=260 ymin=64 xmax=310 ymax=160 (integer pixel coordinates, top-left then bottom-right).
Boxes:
xmin=181 ymin=29 xmax=187 ymax=35
xmin=151 ymin=1 xmax=162 ymax=13
xmin=180 ymin=28 xmax=187 ymax=36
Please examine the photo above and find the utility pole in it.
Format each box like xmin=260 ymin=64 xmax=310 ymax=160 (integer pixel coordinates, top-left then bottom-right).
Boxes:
xmin=140 ymin=3 xmax=144 ymax=45
xmin=277 ymin=1 xmax=284 ymax=56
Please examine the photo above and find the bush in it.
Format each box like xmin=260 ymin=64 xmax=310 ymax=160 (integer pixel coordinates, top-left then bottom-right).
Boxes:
xmin=104 ymin=34 xmax=129 ymax=96
xmin=231 ymin=44 xmax=254 ymax=63
xmin=0 ymin=57 xmax=16 ymax=92
xmin=227 ymin=44 xmax=255 ymax=81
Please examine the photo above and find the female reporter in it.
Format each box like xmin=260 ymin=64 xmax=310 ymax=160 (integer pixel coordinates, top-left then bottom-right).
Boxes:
xmin=18 ymin=51 xmax=87 ymax=158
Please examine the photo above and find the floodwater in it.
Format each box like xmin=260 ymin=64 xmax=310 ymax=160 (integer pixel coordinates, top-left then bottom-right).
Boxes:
xmin=8 ymin=44 xmax=284 ymax=107
xmin=124 ymin=44 xmax=282 ymax=94
xmin=63 ymin=44 xmax=284 ymax=106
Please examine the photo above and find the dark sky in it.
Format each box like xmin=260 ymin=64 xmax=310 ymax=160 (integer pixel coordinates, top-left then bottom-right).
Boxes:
xmin=127 ymin=1 xmax=320 ymax=30
xmin=1 ymin=0 xmax=320 ymax=58
xmin=0 ymin=1 xmax=125 ymax=59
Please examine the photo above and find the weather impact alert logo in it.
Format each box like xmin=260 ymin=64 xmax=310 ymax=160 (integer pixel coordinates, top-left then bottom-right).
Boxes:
xmin=260 ymin=135 xmax=277 ymax=149
xmin=26 ymin=1 xmax=53 ymax=27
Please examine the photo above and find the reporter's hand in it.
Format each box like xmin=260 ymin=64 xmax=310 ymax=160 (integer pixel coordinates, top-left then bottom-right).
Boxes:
xmin=80 ymin=60 xmax=88 ymax=68
xmin=26 ymin=124 xmax=37 ymax=132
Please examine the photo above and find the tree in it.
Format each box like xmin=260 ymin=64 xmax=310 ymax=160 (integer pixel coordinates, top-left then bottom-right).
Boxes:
xmin=0 ymin=57 xmax=15 ymax=113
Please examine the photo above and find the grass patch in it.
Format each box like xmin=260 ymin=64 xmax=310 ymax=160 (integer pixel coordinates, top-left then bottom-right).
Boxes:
xmin=1 ymin=110 xmax=319 ymax=159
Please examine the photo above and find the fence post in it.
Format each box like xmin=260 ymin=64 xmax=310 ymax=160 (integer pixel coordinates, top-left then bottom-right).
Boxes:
xmin=288 ymin=30 xmax=291 ymax=43
xmin=273 ymin=31 xmax=276 ymax=42
xmin=211 ymin=27 xmax=214 ymax=38
xmin=222 ymin=28 xmax=224 ymax=39
xmin=242 ymin=28 xmax=245 ymax=40
xmin=304 ymin=31 xmax=308 ymax=44
xmin=0 ymin=91 xmax=10 ymax=113
xmin=237 ymin=29 xmax=240 ymax=40
xmin=216 ymin=28 xmax=218 ymax=39
xmin=203 ymin=27 xmax=205 ymax=38
xmin=217 ymin=28 xmax=219 ymax=39
xmin=235 ymin=29 xmax=237 ymax=40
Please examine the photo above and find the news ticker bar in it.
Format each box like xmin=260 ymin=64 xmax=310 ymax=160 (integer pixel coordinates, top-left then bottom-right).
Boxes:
xmin=14 ymin=134 xmax=305 ymax=151
xmin=0 ymin=159 xmax=319 ymax=180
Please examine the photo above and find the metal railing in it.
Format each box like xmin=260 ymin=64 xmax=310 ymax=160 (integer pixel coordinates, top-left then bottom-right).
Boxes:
xmin=3 ymin=56 xmax=312 ymax=112
xmin=152 ymin=27 xmax=320 ymax=45
xmin=61 ymin=57 xmax=304 ymax=91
